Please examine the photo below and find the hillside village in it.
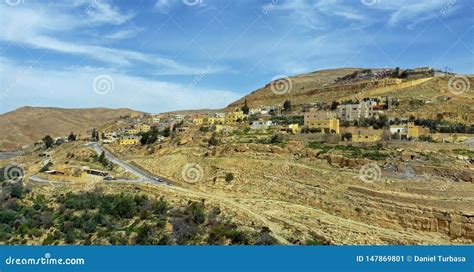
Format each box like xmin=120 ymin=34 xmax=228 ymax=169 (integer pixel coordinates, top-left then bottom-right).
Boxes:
xmin=1 ymin=67 xmax=473 ymax=245
xmin=92 ymin=68 xmax=473 ymax=149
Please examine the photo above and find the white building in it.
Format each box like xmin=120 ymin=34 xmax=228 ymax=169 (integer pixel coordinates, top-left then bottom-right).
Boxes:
xmin=250 ymin=120 xmax=273 ymax=130
xmin=389 ymin=126 xmax=408 ymax=135
xmin=337 ymin=101 xmax=383 ymax=122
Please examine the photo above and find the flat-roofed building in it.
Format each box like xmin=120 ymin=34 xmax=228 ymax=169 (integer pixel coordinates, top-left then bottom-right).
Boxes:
xmin=337 ymin=102 xmax=383 ymax=122
xmin=119 ymin=136 xmax=140 ymax=145
xmin=304 ymin=111 xmax=340 ymax=134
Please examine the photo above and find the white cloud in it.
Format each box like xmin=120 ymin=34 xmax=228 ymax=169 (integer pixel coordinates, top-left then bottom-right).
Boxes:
xmin=267 ymin=0 xmax=368 ymax=31
xmin=0 ymin=2 xmax=221 ymax=75
xmin=0 ymin=58 xmax=240 ymax=114
xmin=155 ymin=0 xmax=173 ymax=14
xmin=360 ymin=0 xmax=451 ymax=26
xmin=268 ymin=0 xmax=457 ymax=29
xmin=104 ymin=28 xmax=142 ymax=41
xmin=83 ymin=0 xmax=135 ymax=25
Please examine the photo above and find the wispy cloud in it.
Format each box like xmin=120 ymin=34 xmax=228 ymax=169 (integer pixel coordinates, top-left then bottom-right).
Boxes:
xmin=0 ymin=2 xmax=222 ymax=75
xmin=0 ymin=57 xmax=240 ymax=113
xmin=105 ymin=28 xmax=142 ymax=41
xmin=155 ymin=0 xmax=173 ymax=14
xmin=361 ymin=0 xmax=452 ymax=27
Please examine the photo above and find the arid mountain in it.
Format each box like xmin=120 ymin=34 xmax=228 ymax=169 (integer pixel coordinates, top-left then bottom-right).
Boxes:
xmin=160 ymin=109 xmax=220 ymax=116
xmin=0 ymin=107 xmax=142 ymax=151
xmin=227 ymin=68 xmax=362 ymax=110
xmin=226 ymin=68 xmax=473 ymax=124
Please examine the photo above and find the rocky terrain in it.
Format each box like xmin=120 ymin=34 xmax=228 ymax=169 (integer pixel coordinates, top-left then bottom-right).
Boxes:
xmin=226 ymin=68 xmax=473 ymax=124
xmin=1 ymin=67 xmax=472 ymax=245
xmin=107 ymin=130 xmax=473 ymax=245
xmin=0 ymin=107 xmax=142 ymax=151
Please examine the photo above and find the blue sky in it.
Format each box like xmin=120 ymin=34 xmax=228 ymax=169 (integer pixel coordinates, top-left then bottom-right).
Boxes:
xmin=0 ymin=0 xmax=473 ymax=114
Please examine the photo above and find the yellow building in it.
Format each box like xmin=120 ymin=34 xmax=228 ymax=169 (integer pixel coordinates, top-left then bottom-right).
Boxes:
xmin=127 ymin=129 xmax=139 ymax=135
xmin=119 ymin=136 xmax=140 ymax=145
xmin=379 ymin=78 xmax=402 ymax=86
xmin=225 ymin=110 xmax=246 ymax=125
xmin=209 ymin=117 xmax=225 ymax=125
xmin=288 ymin=124 xmax=301 ymax=134
xmin=214 ymin=125 xmax=228 ymax=133
xmin=193 ymin=118 xmax=204 ymax=125
xmin=352 ymin=131 xmax=381 ymax=143
xmin=304 ymin=111 xmax=340 ymax=134
xmin=138 ymin=124 xmax=151 ymax=133
xmin=126 ymin=129 xmax=140 ymax=135
xmin=407 ymin=122 xmax=430 ymax=138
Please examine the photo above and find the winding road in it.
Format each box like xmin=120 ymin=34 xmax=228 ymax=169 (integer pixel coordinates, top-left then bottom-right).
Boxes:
xmin=86 ymin=142 xmax=169 ymax=185
xmin=26 ymin=141 xmax=290 ymax=244
xmin=86 ymin=142 xmax=290 ymax=244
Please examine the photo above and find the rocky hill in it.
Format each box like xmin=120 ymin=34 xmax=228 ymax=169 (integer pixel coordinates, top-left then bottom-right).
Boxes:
xmin=0 ymin=107 xmax=142 ymax=151
xmin=226 ymin=68 xmax=473 ymax=124
xmin=227 ymin=68 xmax=362 ymax=110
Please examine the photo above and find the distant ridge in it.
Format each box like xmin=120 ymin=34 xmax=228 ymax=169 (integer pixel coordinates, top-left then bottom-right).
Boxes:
xmin=0 ymin=107 xmax=142 ymax=150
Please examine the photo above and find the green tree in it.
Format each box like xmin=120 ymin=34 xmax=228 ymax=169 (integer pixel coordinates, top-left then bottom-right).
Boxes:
xmin=241 ymin=99 xmax=250 ymax=114
xmin=208 ymin=133 xmax=219 ymax=146
xmin=225 ymin=173 xmax=234 ymax=183
xmin=191 ymin=202 xmax=206 ymax=225
xmin=68 ymin=132 xmax=77 ymax=141
xmin=98 ymin=151 xmax=106 ymax=164
xmin=42 ymin=135 xmax=54 ymax=148
xmin=153 ymin=197 xmax=169 ymax=216
xmin=283 ymin=100 xmax=292 ymax=112
xmin=136 ymin=224 xmax=154 ymax=245
xmin=91 ymin=128 xmax=99 ymax=142
xmin=161 ymin=127 xmax=171 ymax=138
xmin=342 ymin=132 xmax=352 ymax=141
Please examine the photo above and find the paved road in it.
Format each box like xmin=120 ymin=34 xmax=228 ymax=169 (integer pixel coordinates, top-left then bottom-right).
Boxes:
xmin=29 ymin=174 xmax=63 ymax=185
xmin=87 ymin=142 xmax=170 ymax=185
xmin=30 ymin=142 xmax=289 ymax=244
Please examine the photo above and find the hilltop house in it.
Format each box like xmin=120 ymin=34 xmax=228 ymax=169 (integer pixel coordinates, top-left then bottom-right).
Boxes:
xmin=288 ymin=124 xmax=301 ymax=134
xmin=352 ymin=130 xmax=382 ymax=143
xmin=250 ymin=120 xmax=273 ymax=130
xmin=225 ymin=110 xmax=247 ymax=125
xmin=337 ymin=101 xmax=383 ymax=122
xmin=192 ymin=116 xmax=206 ymax=125
xmin=389 ymin=122 xmax=430 ymax=139
xmin=208 ymin=116 xmax=225 ymax=125
xmin=119 ymin=136 xmax=140 ymax=145
xmin=124 ymin=128 xmax=140 ymax=135
xmin=137 ymin=123 xmax=151 ymax=133
xmin=304 ymin=111 xmax=340 ymax=134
